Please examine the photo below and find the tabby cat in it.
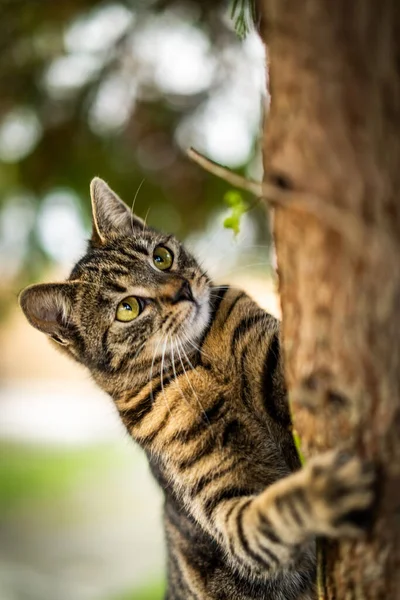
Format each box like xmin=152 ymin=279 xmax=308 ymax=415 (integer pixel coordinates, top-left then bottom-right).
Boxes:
xmin=20 ymin=178 xmax=375 ymax=600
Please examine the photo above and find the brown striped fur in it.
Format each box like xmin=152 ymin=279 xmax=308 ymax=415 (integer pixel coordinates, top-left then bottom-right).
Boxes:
xmin=20 ymin=178 xmax=375 ymax=600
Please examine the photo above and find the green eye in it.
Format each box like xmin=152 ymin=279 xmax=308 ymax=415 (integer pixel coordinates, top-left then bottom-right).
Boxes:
xmin=153 ymin=245 xmax=173 ymax=271
xmin=116 ymin=297 xmax=141 ymax=322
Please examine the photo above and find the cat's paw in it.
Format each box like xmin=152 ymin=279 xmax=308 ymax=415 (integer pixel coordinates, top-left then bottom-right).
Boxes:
xmin=305 ymin=449 xmax=376 ymax=538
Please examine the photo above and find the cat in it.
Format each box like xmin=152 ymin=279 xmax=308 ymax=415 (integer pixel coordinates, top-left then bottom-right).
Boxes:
xmin=20 ymin=178 xmax=375 ymax=600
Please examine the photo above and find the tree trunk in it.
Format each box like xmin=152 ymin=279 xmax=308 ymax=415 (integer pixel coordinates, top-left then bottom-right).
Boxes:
xmin=259 ymin=0 xmax=400 ymax=597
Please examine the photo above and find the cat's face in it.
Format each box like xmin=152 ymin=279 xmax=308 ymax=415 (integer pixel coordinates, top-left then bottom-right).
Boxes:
xmin=19 ymin=178 xmax=211 ymax=384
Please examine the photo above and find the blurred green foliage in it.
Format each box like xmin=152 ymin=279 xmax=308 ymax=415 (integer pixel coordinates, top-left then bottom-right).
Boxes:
xmin=0 ymin=441 xmax=166 ymax=598
xmin=223 ymin=189 xmax=249 ymax=235
xmin=293 ymin=430 xmax=305 ymax=465
xmin=0 ymin=0 xmax=265 ymax=306
xmin=231 ymin=0 xmax=256 ymax=39
xmin=113 ymin=580 xmax=165 ymax=600
xmin=0 ymin=442 xmax=123 ymax=514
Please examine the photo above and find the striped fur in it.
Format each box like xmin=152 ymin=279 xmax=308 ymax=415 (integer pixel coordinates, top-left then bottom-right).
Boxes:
xmin=20 ymin=179 xmax=375 ymax=600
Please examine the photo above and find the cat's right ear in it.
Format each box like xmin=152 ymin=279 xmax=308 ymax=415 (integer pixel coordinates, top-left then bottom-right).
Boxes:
xmin=90 ymin=177 xmax=145 ymax=245
xmin=19 ymin=282 xmax=79 ymax=346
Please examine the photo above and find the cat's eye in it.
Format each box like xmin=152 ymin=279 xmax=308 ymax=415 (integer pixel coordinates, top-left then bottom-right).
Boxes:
xmin=153 ymin=245 xmax=173 ymax=271
xmin=116 ymin=297 xmax=141 ymax=322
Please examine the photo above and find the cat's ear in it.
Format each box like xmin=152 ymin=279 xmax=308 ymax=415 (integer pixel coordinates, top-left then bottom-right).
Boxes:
xmin=19 ymin=282 xmax=79 ymax=346
xmin=90 ymin=177 xmax=145 ymax=244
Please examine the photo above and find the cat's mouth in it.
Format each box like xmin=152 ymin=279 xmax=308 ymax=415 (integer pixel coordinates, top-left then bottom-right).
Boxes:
xmin=148 ymin=282 xmax=210 ymax=360
xmin=151 ymin=285 xmax=210 ymax=355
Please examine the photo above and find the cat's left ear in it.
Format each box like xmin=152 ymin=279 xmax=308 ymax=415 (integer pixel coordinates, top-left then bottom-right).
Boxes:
xmin=90 ymin=177 xmax=145 ymax=245
xmin=19 ymin=282 xmax=80 ymax=346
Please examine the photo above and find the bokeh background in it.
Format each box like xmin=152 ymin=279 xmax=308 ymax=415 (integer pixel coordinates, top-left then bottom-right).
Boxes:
xmin=0 ymin=1 xmax=278 ymax=598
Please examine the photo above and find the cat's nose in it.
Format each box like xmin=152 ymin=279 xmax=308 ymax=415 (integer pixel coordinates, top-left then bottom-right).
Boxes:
xmin=172 ymin=280 xmax=194 ymax=304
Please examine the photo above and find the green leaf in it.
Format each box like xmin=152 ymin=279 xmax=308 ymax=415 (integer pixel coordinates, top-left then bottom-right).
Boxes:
xmin=223 ymin=215 xmax=240 ymax=235
xmin=223 ymin=190 xmax=249 ymax=236
xmin=224 ymin=190 xmax=244 ymax=207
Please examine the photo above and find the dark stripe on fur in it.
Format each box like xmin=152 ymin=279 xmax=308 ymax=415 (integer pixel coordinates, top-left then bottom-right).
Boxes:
xmin=107 ymin=282 xmax=127 ymax=294
xmin=177 ymin=435 xmax=217 ymax=470
xmin=221 ymin=419 xmax=241 ymax=447
xmin=84 ymin=264 xmax=130 ymax=277
xmin=236 ymin=500 xmax=276 ymax=569
xmin=98 ymin=328 xmax=114 ymax=372
xmin=261 ymin=332 xmax=288 ymax=425
xmin=192 ymin=459 xmax=245 ymax=497
xmin=203 ymin=487 xmax=253 ymax=519
xmin=136 ymin=411 xmax=171 ymax=445
xmin=125 ymin=380 xmax=165 ymax=429
xmin=204 ymin=395 xmax=226 ymax=421
xmin=174 ymin=396 xmax=226 ymax=443
xmin=287 ymin=488 xmax=309 ymax=525
xmin=198 ymin=286 xmax=229 ymax=351
xmin=210 ymin=285 xmax=230 ymax=316
xmin=121 ymin=244 xmax=149 ymax=258
xmin=258 ymin=512 xmax=282 ymax=545
xmin=257 ymin=540 xmax=280 ymax=566
xmin=225 ymin=291 xmax=246 ymax=320
xmin=275 ymin=489 xmax=307 ymax=527
xmin=231 ymin=313 xmax=267 ymax=352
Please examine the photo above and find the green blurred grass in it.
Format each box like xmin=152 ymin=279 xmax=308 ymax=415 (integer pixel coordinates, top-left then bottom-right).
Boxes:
xmin=112 ymin=580 xmax=165 ymax=600
xmin=0 ymin=442 xmax=165 ymax=598
xmin=0 ymin=442 xmax=124 ymax=514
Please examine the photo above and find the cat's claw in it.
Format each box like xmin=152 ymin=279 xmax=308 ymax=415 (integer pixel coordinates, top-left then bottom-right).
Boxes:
xmin=305 ymin=449 xmax=376 ymax=538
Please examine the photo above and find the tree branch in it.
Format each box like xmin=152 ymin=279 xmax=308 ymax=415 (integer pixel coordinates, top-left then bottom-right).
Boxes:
xmin=187 ymin=146 xmax=395 ymax=261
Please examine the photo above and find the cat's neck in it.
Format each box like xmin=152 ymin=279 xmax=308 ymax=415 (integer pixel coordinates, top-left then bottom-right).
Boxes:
xmin=95 ymin=344 xmax=199 ymax=401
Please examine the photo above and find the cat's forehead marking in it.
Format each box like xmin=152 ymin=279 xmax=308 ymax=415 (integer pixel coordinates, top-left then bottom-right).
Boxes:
xmin=69 ymin=227 xmax=192 ymax=299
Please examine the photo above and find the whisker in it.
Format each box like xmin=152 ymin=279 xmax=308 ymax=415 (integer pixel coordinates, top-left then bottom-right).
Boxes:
xmin=131 ymin=178 xmax=145 ymax=235
xmin=121 ymin=321 xmax=169 ymax=410
xmin=142 ymin=206 xmax=151 ymax=232
xmin=179 ymin=330 xmax=213 ymax=362
xmin=149 ymin=334 xmax=163 ymax=404
xmin=170 ymin=337 xmax=194 ymax=414
xmin=178 ymin=337 xmax=198 ymax=378
xmin=176 ymin=336 xmax=208 ymax=423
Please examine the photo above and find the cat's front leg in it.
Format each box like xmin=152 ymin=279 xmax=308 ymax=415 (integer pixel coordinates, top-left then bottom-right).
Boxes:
xmin=207 ymin=450 xmax=375 ymax=576
xmin=252 ymin=449 xmax=376 ymax=543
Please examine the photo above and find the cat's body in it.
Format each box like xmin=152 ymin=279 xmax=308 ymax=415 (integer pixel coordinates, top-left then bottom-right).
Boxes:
xmin=20 ymin=179 xmax=375 ymax=600
xmin=138 ymin=286 xmax=316 ymax=600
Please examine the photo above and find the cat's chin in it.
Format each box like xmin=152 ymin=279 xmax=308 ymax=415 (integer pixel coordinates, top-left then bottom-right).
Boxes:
xmin=174 ymin=294 xmax=211 ymax=345
xmin=151 ymin=291 xmax=211 ymax=357
xmin=147 ymin=288 xmax=211 ymax=359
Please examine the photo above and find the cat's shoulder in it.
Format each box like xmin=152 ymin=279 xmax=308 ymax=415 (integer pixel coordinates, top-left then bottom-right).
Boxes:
xmin=211 ymin=285 xmax=279 ymax=331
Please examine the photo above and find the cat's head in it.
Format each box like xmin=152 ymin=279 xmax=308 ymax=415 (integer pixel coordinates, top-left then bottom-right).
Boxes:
xmin=19 ymin=178 xmax=211 ymax=389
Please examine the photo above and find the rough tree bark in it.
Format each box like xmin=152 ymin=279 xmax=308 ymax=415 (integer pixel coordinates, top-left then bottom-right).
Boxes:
xmin=259 ymin=1 xmax=400 ymax=598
